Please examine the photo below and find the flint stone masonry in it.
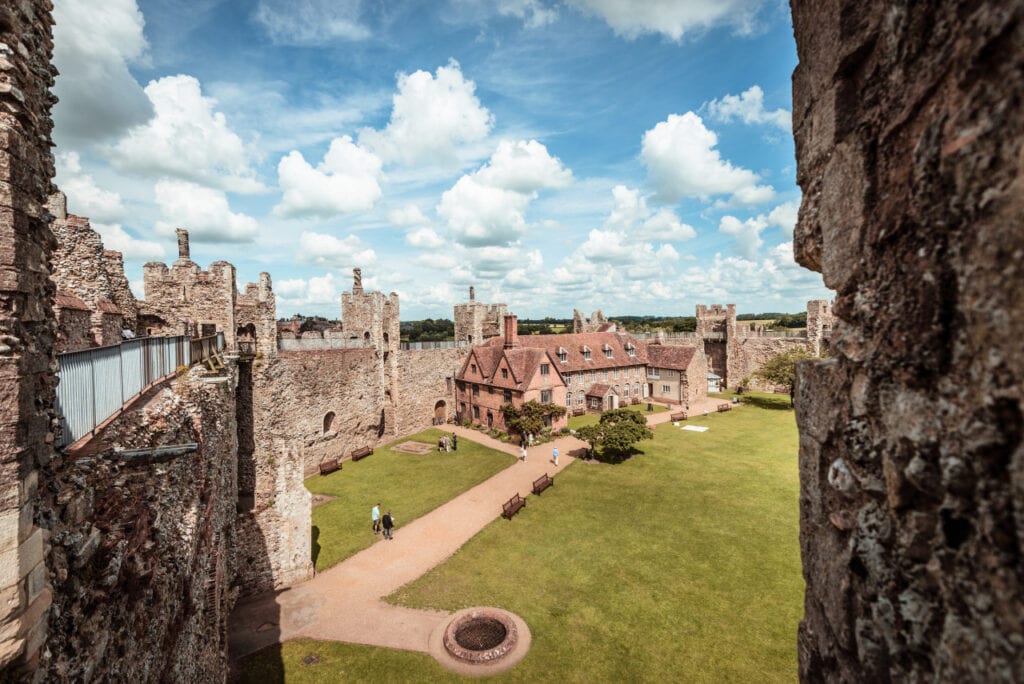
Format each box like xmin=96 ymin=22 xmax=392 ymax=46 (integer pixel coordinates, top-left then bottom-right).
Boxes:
xmin=0 ymin=0 xmax=58 ymax=671
xmin=572 ymin=309 xmax=610 ymax=333
xmin=37 ymin=367 xmax=239 ymax=681
xmin=454 ymin=287 xmax=507 ymax=344
xmin=791 ymin=2 xmax=1024 ymax=681
xmin=396 ymin=347 xmax=467 ymax=434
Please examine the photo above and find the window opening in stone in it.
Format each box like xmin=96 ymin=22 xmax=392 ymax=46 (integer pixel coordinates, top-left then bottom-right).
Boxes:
xmin=324 ymin=411 xmax=337 ymax=434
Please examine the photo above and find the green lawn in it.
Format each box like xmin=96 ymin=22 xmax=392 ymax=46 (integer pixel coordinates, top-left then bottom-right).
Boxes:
xmin=305 ymin=428 xmax=517 ymax=571
xmin=567 ymin=401 xmax=668 ymax=430
xmin=240 ymin=640 xmax=459 ymax=684
xmin=244 ymin=394 xmax=802 ymax=681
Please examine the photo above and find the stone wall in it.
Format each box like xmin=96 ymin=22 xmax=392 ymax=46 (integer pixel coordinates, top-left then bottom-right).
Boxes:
xmin=36 ymin=366 xmax=239 ymax=681
xmin=142 ymin=259 xmax=237 ymax=348
xmin=396 ymin=348 xmax=467 ymax=434
xmin=53 ymin=295 xmax=91 ymax=353
xmin=453 ymin=287 xmax=506 ymax=344
xmin=0 ymin=0 xmax=58 ymax=672
xmin=792 ymin=1 xmax=1024 ymax=681
xmin=733 ymin=337 xmax=811 ymax=391
xmin=235 ymin=273 xmax=277 ymax=357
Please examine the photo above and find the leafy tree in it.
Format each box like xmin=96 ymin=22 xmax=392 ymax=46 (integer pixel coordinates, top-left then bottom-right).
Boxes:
xmin=577 ymin=408 xmax=654 ymax=463
xmin=499 ymin=400 xmax=567 ymax=441
xmin=754 ymin=348 xmax=819 ymax=399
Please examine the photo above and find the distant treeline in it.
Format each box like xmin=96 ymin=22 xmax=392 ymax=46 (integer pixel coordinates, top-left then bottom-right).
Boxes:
xmin=400 ymin=318 xmax=454 ymax=342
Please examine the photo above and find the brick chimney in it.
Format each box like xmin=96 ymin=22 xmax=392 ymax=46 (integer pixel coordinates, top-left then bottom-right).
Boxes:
xmin=504 ymin=314 xmax=518 ymax=349
xmin=469 ymin=285 xmax=475 ymax=302
xmin=352 ymin=267 xmax=363 ymax=294
xmin=176 ymin=228 xmax=190 ymax=261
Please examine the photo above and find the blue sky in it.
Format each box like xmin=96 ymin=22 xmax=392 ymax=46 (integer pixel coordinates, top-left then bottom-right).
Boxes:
xmin=50 ymin=0 xmax=830 ymax=320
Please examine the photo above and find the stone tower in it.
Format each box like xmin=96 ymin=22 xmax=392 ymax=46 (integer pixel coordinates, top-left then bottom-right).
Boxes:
xmin=572 ymin=309 xmax=610 ymax=333
xmin=453 ymin=286 xmax=507 ymax=344
xmin=696 ymin=304 xmax=738 ymax=386
xmin=805 ymin=299 xmax=834 ymax=356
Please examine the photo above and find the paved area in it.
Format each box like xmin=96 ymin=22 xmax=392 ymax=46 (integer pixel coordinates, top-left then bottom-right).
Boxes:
xmin=229 ymin=428 xmax=588 ymax=663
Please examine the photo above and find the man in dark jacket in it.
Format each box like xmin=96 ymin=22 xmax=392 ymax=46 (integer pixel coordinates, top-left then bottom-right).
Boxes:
xmin=382 ymin=511 xmax=395 ymax=540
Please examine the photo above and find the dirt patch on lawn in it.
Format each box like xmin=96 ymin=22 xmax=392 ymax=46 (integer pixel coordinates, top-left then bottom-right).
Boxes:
xmin=392 ymin=441 xmax=436 ymax=455
xmin=312 ymin=494 xmax=337 ymax=508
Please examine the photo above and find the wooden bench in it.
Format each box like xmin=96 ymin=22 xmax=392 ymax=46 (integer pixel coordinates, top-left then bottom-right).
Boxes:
xmin=318 ymin=458 xmax=341 ymax=475
xmin=670 ymin=411 xmax=688 ymax=421
xmin=502 ymin=493 xmax=526 ymax=519
xmin=532 ymin=473 xmax=554 ymax=496
xmin=351 ymin=446 xmax=373 ymax=461
xmin=717 ymin=403 xmax=732 ymax=412
xmin=572 ymin=407 xmax=586 ymax=417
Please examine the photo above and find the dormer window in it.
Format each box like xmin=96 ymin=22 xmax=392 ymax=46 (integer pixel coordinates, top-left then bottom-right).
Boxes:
xmin=582 ymin=345 xmax=591 ymax=361
xmin=501 ymin=368 xmax=508 ymax=379
xmin=558 ymin=346 xmax=568 ymax=363
xmin=604 ymin=347 xmax=613 ymax=358
xmin=626 ymin=343 xmax=636 ymax=357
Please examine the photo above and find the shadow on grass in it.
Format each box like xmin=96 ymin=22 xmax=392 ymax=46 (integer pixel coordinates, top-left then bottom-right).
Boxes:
xmin=589 ymin=446 xmax=643 ymax=464
xmin=311 ymin=525 xmax=321 ymax=567
xmin=237 ymin=643 xmax=285 ymax=684
xmin=740 ymin=394 xmax=793 ymax=411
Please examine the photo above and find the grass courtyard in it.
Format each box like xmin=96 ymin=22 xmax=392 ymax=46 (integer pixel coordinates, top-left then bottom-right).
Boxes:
xmin=566 ymin=401 xmax=668 ymax=430
xmin=305 ymin=428 xmax=517 ymax=571
xmin=244 ymin=393 xmax=802 ymax=681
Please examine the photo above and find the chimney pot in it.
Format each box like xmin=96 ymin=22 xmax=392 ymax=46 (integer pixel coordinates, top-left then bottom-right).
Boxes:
xmin=176 ymin=228 xmax=190 ymax=261
xmin=469 ymin=286 xmax=475 ymax=302
xmin=503 ymin=314 xmax=518 ymax=349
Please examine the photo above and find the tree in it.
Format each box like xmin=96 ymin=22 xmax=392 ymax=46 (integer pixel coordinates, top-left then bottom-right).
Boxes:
xmin=577 ymin=408 xmax=654 ymax=463
xmin=499 ymin=400 xmax=567 ymax=441
xmin=753 ymin=348 xmax=819 ymax=400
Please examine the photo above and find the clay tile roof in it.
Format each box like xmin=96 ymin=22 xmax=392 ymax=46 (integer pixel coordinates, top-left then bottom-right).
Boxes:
xmin=586 ymin=383 xmax=611 ymax=398
xmin=54 ymin=291 xmax=89 ymax=311
xmin=647 ymin=344 xmax=697 ymax=370
xmin=95 ymin=297 xmax=121 ymax=314
xmin=597 ymin=322 xmax=616 ymax=332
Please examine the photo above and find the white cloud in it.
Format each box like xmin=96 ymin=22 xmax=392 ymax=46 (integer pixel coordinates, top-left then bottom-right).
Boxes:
xmin=113 ymin=75 xmax=264 ymax=193
xmin=706 ymin=85 xmax=791 ymax=131
xmin=253 ymin=0 xmax=370 ymax=44
xmin=579 ymin=228 xmax=637 ymax=264
xmin=767 ymin=199 xmax=800 ymax=237
xmin=719 ymin=214 xmax=768 ymax=260
xmin=604 ymin=185 xmax=696 ymax=242
xmin=273 ymin=136 xmax=383 ymax=218
xmin=388 ymin=204 xmax=430 ymax=226
xmin=498 ymin=0 xmax=558 ymax=27
xmin=52 ymin=0 xmax=153 ymax=143
xmin=656 ymin=243 xmax=680 ymax=261
xmin=359 ymin=60 xmax=494 ymax=167
xmin=298 ymin=231 xmax=377 ymax=269
xmin=276 ymin=273 xmax=342 ymax=306
xmin=641 ymin=112 xmax=774 ymax=204
xmin=438 ymin=139 xmax=571 ymax=246
xmin=57 ymin=152 xmax=127 ymax=222
xmin=406 ymin=227 xmax=447 ymax=250
xmin=568 ymin=0 xmax=764 ymax=41
xmin=153 ymin=179 xmax=259 ymax=243
xmin=91 ymin=222 xmax=166 ymax=261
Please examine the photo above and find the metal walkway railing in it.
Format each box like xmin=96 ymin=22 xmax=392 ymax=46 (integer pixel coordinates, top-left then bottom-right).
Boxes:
xmin=54 ymin=332 xmax=224 ymax=448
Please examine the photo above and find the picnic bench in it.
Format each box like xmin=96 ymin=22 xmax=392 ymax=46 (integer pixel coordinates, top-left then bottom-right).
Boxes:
xmin=502 ymin=493 xmax=526 ymax=519
xmin=351 ymin=446 xmax=373 ymax=461
xmin=532 ymin=473 xmax=554 ymax=495
xmin=717 ymin=403 xmax=732 ymax=412
xmin=318 ymin=458 xmax=341 ymax=475
xmin=670 ymin=411 xmax=688 ymax=421
xmin=572 ymin=407 xmax=586 ymax=417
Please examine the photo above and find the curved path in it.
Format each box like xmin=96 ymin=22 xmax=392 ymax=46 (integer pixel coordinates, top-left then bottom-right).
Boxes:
xmin=229 ymin=426 xmax=587 ymax=663
xmin=228 ymin=401 xmax=726 ymax=665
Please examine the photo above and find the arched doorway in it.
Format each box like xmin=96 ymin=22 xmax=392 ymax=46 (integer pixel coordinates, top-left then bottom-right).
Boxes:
xmin=237 ymin=323 xmax=256 ymax=354
xmin=323 ymin=411 xmax=336 ymax=434
xmin=434 ymin=400 xmax=446 ymax=425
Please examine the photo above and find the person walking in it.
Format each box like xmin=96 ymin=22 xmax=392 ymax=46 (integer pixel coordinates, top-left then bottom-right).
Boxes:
xmin=452 ymin=433 xmax=458 ymax=451
xmin=520 ymin=443 xmax=527 ymax=462
xmin=528 ymin=433 xmax=534 ymax=447
xmin=371 ymin=502 xmax=381 ymax=535
xmin=552 ymin=446 xmax=559 ymax=466
xmin=382 ymin=511 xmax=395 ymax=540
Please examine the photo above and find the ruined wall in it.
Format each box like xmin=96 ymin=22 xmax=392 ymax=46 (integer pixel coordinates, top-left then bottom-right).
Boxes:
xmin=36 ymin=367 xmax=238 ymax=681
xmin=792 ymin=2 xmax=1024 ymax=681
xmin=0 ymin=0 xmax=58 ymax=671
xmin=733 ymin=337 xmax=811 ymax=391
xmin=395 ymin=348 xmax=468 ymax=434
xmin=53 ymin=295 xmax=91 ymax=353
xmin=572 ymin=309 xmax=608 ymax=333
xmin=142 ymin=254 xmax=237 ymax=348
xmin=453 ymin=287 xmax=506 ymax=344
xmin=235 ymin=273 xmax=277 ymax=358
xmin=805 ymin=299 xmax=834 ymax=356
xmin=102 ymin=250 xmax=137 ymax=332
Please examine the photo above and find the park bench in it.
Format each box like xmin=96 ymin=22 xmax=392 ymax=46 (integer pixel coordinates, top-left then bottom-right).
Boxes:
xmin=318 ymin=458 xmax=341 ymax=475
xmin=532 ymin=473 xmax=554 ymax=496
xmin=351 ymin=446 xmax=373 ymax=461
xmin=717 ymin=403 xmax=731 ymax=412
xmin=670 ymin=411 xmax=688 ymax=421
xmin=572 ymin=407 xmax=587 ymax=417
xmin=502 ymin=493 xmax=526 ymax=519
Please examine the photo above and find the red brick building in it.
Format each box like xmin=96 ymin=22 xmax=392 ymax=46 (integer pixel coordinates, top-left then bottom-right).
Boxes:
xmin=646 ymin=343 xmax=709 ymax=408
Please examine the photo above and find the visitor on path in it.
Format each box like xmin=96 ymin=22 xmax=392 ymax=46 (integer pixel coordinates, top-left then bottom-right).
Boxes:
xmin=371 ymin=503 xmax=381 ymax=535
xmin=382 ymin=511 xmax=395 ymax=540
xmin=520 ymin=444 xmax=527 ymax=462
xmin=452 ymin=433 xmax=458 ymax=451
xmin=528 ymin=433 xmax=534 ymax=447
xmin=444 ymin=435 xmax=450 ymax=452
xmin=438 ymin=436 xmax=444 ymax=452
xmin=552 ymin=446 xmax=559 ymax=466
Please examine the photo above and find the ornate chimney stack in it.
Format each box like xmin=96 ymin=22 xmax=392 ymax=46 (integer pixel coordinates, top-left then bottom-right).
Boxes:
xmin=176 ymin=228 xmax=190 ymax=261
xmin=503 ymin=314 xmax=518 ymax=349
xmin=469 ymin=285 xmax=475 ymax=302
xmin=352 ymin=267 xmax=363 ymax=294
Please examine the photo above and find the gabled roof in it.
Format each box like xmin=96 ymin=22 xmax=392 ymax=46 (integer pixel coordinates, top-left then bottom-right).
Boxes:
xmin=486 ymin=331 xmax=647 ymax=373
xmin=95 ymin=297 xmax=121 ymax=314
xmin=457 ymin=345 xmax=562 ymax=391
xmin=55 ymin=291 xmax=89 ymax=311
xmin=647 ymin=344 xmax=698 ymax=370
xmin=586 ymin=383 xmax=611 ymax=398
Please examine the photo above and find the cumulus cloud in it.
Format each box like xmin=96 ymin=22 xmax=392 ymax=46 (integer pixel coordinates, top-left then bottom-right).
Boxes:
xmin=719 ymin=214 xmax=768 ymax=260
xmin=438 ymin=139 xmax=571 ymax=246
xmin=253 ymin=0 xmax=370 ymax=44
xmin=604 ymin=185 xmax=696 ymax=242
xmin=387 ymin=204 xmax=430 ymax=226
xmin=153 ymin=179 xmax=259 ymax=243
xmin=641 ymin=112 xmax=774 ymax=204
xmin=298 ymin=231 xmax=377 ymax=269
xmin=273 ymin=136 xmax=383 ymax=218
xmin=91 ymin=222 xmax=166 ymax=261
xmin=275 ymin=273 xmax=341 ymax=307
xmin=57 ymin=152 xmax=127 ymax=222
xmin=579 ymin=228 xmax=639 ymax=265
xmin=767 ymin=199 xmax=800 ymax=237
xmin=706 ymin=85 xmax=791 ymax=131
xmin=498 ymin=0 xmax=558 ymax=27
xmin=359 ymin=60 xmax=494 ymax=167
xmin=113 ymin=75 xmax=264 ymax=193
xmin=568 ymin=0 xmax=764 ymax=41
xmin=405 ymin=227 xmax=447 ymax=250
xmin=52 ymin=0 xmax=153 ymax=143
